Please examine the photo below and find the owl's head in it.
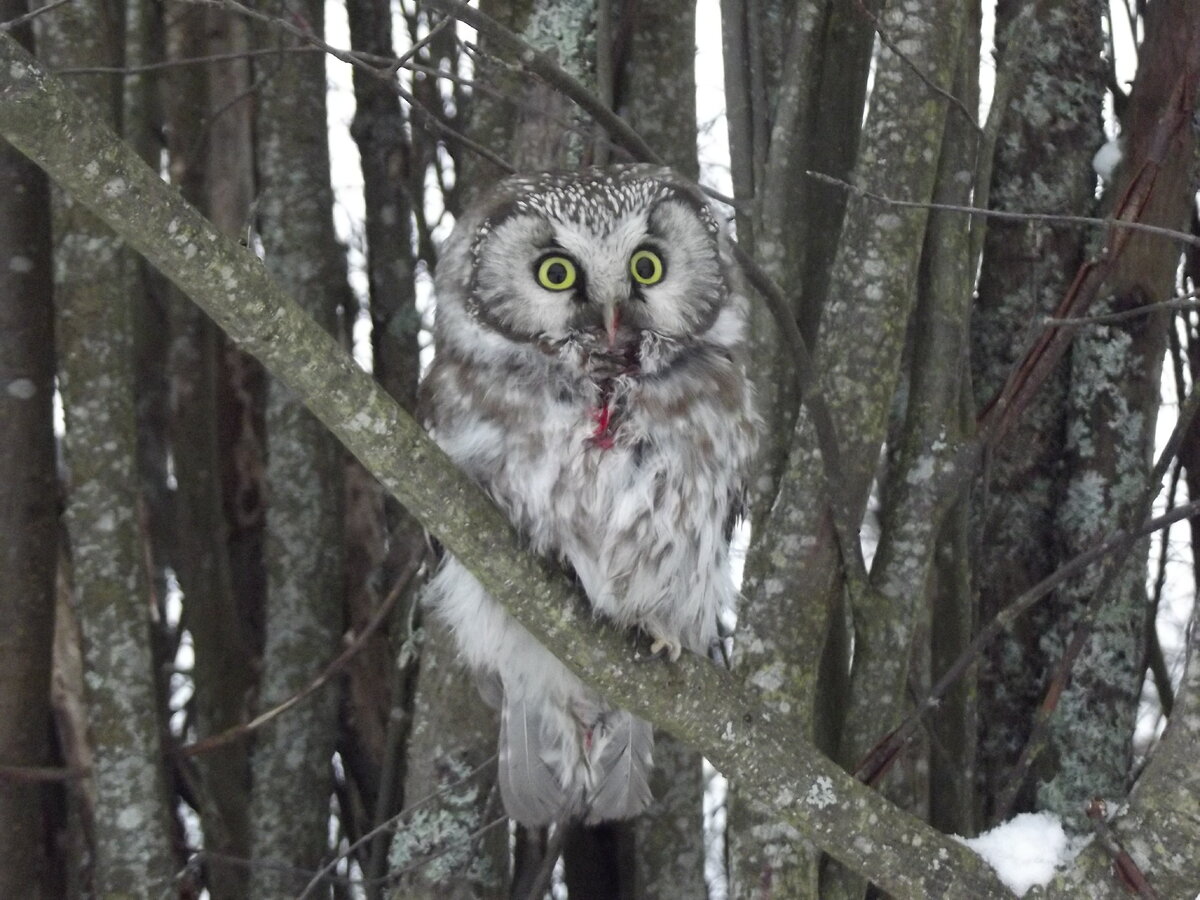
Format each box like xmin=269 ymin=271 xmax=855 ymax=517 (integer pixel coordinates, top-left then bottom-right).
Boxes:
xmin=441 ymin=167 xmax=735 ymax=361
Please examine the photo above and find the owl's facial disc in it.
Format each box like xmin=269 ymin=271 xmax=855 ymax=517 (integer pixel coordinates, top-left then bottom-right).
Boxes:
xmin=470 ymin=179 xmax=725 ymax=353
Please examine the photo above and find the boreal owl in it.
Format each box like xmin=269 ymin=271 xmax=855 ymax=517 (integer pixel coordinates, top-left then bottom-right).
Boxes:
xmin=423 ymin=165 xmax=757 ymax=826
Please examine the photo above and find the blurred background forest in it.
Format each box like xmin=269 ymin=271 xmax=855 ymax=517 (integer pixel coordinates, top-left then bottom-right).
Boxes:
xmin=1 ymin=0 xmax=1199 ymax=898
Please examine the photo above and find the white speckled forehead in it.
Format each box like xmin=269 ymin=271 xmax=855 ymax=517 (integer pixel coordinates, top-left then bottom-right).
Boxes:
xmin=484 ymin=169 xmax=720 ymax=239
xmin=510 ymin=175 xmax=665 ymax=235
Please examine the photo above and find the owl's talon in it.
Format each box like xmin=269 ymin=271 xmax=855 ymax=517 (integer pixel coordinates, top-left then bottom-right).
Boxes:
xmin=649 ymin=637 xmax=682 ymax=662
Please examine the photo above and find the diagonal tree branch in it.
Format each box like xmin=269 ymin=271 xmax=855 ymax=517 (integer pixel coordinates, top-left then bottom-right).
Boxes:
xmin=0 ymin=33 xmax=1017 ymax=899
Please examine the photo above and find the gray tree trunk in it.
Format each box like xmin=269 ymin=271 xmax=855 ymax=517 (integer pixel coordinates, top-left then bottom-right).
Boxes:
xmin=36 ymin=1 xmax=178 ymax=893
xmin=0 ymin=7 xmax=60 ymax=897
xmin=1037 ymin=0 xmax=1198 ymax=826
xmin=246 ymin=0 xmax=347 ymax=891
xmin=161 ymin=7 xmax=259 ymax=896
xmin=970 ymin=0 xmax=1106 ymax=824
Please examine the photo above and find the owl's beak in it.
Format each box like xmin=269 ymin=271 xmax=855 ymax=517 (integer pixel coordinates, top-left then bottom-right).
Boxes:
xmin=603 ymin=304 xmax=621 ymax=348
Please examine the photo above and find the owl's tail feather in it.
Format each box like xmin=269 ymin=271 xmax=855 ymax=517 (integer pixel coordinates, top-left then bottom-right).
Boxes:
xmin=498 ymin=695 xmax=574 ymax=827
xmin=583 ymin=711 xmax=654 ymax=824
xmin=498 ymin=691 xmax=655 ymax=826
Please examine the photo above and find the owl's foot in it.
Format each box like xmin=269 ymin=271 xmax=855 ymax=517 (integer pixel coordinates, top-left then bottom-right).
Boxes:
xmin=648 ymin=635 xmax=682 ymax=662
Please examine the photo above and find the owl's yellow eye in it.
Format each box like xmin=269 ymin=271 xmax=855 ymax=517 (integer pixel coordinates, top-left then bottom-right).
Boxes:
xmin=630 ymin=249 xmax=664 ymax=285
xmin=535 ymin=255 xmax=577 ymax=291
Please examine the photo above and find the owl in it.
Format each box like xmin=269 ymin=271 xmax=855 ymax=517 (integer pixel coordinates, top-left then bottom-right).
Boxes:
xmin=423 ymin=165 xmax=757 ymax=826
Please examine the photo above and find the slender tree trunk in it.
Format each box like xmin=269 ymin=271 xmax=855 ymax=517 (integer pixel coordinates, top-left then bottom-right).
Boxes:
xmin=0 ymin=7 xmax=61 ymax=897
xmin=38 ymin=1 xmax=178 ymax=893
xmin=247 ymin=0 xmax=347 ymax=890
xmin=970 ymin=0 xmax=1106 ymax=824
xmin=342 ymin=5 xmax=429 ymax=888
xmin=161 ymin=8 xmax=260 ymax=895
xmin=1037 ymin=0 xmax=1198 ymax=827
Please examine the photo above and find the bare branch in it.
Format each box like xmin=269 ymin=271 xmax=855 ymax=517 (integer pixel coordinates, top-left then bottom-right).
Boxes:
xmin=178 ymin=556 xmax=421 ymax=758
xmin=850 ymin=0 xmax=982 ymax=133
xmin=808 ymin=169 xmax=1200 ymax=248
xmin=855 ymin=496 xmax=1200 ymax=786
xmin=1043 ymin=292 xmax=1200 ymax=326
xmin=0 ymin=0 xmax=69 ymax=32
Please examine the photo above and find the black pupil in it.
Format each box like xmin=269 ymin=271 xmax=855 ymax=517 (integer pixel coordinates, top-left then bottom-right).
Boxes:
xmin=635 ymin=256 xmax=656 ymax=279
xmin=547 ymin=262 xmax=568 ymax=284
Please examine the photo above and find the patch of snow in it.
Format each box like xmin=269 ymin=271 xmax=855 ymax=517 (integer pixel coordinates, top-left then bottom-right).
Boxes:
xmin=957 ymin=812 xmax=1085 ymax=897
xmin=1092 ymin=137 xmax=1123 ymax=183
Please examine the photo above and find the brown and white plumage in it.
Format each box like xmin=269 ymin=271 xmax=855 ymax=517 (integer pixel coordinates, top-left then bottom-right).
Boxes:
xmin=423 ymin=166 xmax=756 ymax=825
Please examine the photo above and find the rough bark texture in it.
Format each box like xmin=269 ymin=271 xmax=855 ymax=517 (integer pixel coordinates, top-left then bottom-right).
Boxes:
xmin=246 ymin=1 xmax=346 ymax=890
xmin=7 ymin=9 xmax=1200 ymax=897
xmin=970 ymin=0 xmax=1106 ymax=824
xmin=722 ymin=0 xmax=876 ymax=521
xmin=389 ymin=627 xmax=510 ymax=900
xmin=34 ymin=3 xmax=178 ymax=894
xmin=843 ymin=0 xmax=981 ymax=838
xmin=722 ymin=3 xmax=875 ymax=893
xmin=342 ymin=8 xmax=428 ymax=882
xmin=0 ymin=8 xmax=59 ymax=896
xmin=630 ymin=733 xmax=706 ymax=900
xmin=1029 ymin=605 xmax=1200 ymax=900
xmin=392 ymin=4 xmax=535 ymax=895
xmin=729 ymin=1 xmax=966 ymax=894
xmin=1037 ymin=0 xmax=1198 ymax=826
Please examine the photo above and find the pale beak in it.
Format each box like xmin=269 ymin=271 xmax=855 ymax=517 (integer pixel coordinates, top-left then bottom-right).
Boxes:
xmin=603 ymin=303 xmax=621 ymax=348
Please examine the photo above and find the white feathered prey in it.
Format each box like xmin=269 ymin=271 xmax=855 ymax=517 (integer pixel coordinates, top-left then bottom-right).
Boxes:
xmin=422 ymin=166 xmax=757 ymax=825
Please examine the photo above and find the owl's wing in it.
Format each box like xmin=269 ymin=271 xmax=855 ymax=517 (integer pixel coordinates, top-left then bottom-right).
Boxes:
xmin=583 ymin=711 xmax=654 ymax=824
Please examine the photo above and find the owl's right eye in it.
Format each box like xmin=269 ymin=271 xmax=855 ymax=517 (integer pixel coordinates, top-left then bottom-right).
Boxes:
xmin=535 ymin=254 xmax=578 ymax=291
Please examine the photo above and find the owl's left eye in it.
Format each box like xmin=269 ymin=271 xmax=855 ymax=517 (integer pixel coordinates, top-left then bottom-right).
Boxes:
xmin=630 ymin=249 xmax=664 ymax=285
xmin=535 ymin=254 xmax=578 ymax=291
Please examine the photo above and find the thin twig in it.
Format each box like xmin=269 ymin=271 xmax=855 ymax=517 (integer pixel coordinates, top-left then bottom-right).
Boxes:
xmin=392 ymin=13 xmax=454 ymax=74
xmin=297 ymin=753 xmax=500 ymax=899
xmin=1043 ymin=293 xmax=1200 ymax=326
xmin=180 ymin=0 xmax=516 ymax=172
xmin=808 ymin=170 xmax=1200 ymax=248
xmin=0 ymin=0 xmax=71 ymax=32
xmin=854 ymin=496 xmax=1200 ymax=785
xmin=851 ymin=0 xmax=982 ymax=134
xmin=0 ymin=764 xmax=90 ymax=783
xmin=177 ymin=558 xmax=421 ymax=758
xmin=1086 ymin=799 xmax=1161 ymax=899
xmin=53 ymin=46 xmax=325 ymax=75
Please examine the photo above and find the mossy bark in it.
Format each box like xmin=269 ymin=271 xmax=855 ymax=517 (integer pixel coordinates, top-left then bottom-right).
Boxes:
xmin=1037 ymin=0 xmax=1198 ymax=827
xmin=35 ymin=4 xmax=177 ymax=894
xmin=970 ymin=0 xmax=1107 ymax=824
xmin=245 ymin=1 xmax=347 ymax=891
